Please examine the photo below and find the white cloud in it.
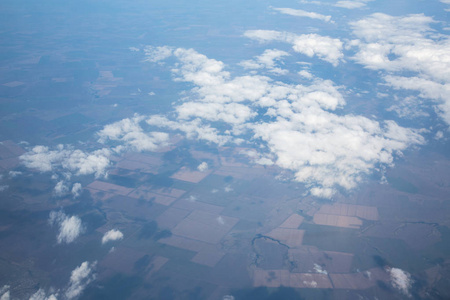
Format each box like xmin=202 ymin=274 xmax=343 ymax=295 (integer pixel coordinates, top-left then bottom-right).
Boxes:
xmin=386 ymin=95 xmax=429 ymax=119
xmin=273 ymin=7 xmax=332 ymax=22
xmin=71 ymin=183 xmax=82 ymax=198
xmin=147 ymin=116 xmax=233 ymax=145
xmin=350 ymin=13 xmax=450 ymax=126
xmin=197 ymin=162 xmax=208 ymax=172
xmin=435 ymin=131 xmax=444 ymax=139
xmin=335 ymin=0 xmax=373 ymax=9
xmin=8 ymin=171 xmax=22 ymax=178
xmin=313 ymin=263 xmax=328 ymax=274
xmin=49 ymin=211 xmax=84 ymax=244
xmin=20 ymin=145 xmax=111 ymax=178
xmin=389 ymin=267 xmax=413 ymax=297
xmin=298 ymin=70 xmax=314 ymax=79
xmin=65 ymin=261 xmax=96 ymax=300
xmin=97 ymin=114 xmax=169 ymax=152
xmin=102 ymin=229 xmax=124 ymax=244
xmin=303 ymin=280 xmax=318 ymax=288
xmin=143 ymin=46 xmax=173 ymax=62
xmin=244 ymin=30 xmax=343 ymax=66
xmin=142 ymin=47 xmax=424 ymax=197
xmin=54 ymin=181 xmax=69 ymax=197
xmin=29 ymin=262 xmax=96 ymax=300
xmin=29 ymin=289 xmax=57 ymax=300
xmin=216 ymin=216 xmax=225 ymax=225
xmin=384 ymin=75 xmax=450 ymax=124
xmin=0 ymin=286 xmax=9 ymax=300
xmin=239 ymin=49 xmax=290 ymax=75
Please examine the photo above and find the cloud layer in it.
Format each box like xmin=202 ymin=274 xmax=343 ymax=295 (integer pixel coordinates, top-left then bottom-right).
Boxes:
xmin=350 ymin=13 xmax=450 ymax=125
xmin=143 ymin=46 xmax=424 ymax=197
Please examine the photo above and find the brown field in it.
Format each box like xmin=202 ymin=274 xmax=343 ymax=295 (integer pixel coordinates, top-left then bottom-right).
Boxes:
xmin=171 ymin=210 xmax=238 ymax=244
xmin=124 ymin=152 xmax=163 ymax=166
xmin=288 ymin=246 xmax=354 ymax=273
xmin=102 ymin=195 xmax=167 ymax=220
xmin=115 ymin=159 xmax=158 ymax=173
xmin=266 ymin=228 xmax=305 ymax=248
xmin=279 ymin=214 xmax=304 ymax=229
xmin=100 ymin=246 xmax=148 ymax=274
xmin=152 ymin=187 xmax=186 ymax=198
xmin=128 ymin=186 xmax=186 ymax=205
xmin=171 ymin=166 xmax=212 ymax=183
xmin=318 ymin=203 xmax=379 ymax=221
xmin=329 ymin=268 xmax=389 ymax=289
xmin=87 ymin=189 xmax=116 ymax=201
xmin=214 ymin=166 xmax=268 ymax=180
xmin=158 ymin=234 xmax=208 ymax=252
xmin=0 ymin=157 xmax=20 ymax=170
xmin=156 ymin=207 xmax=191 ymax=229
xmin=219 ymin=155 xmax=247 ymax=168
xmin=145 ymin=256 xmax=170 ymax=279
xmin=0 ymin=140 xmax=25 ymax=158
xmin=172 ymin=198 xmax=224 ymax=214
xmin=253 ymin=269 xmax=332 ymax=288
xmin=128 ymin=190 xmax=177 ymax=206
xmin=87 ymin=180 xmax=134 ymax=196
xmin=190 ymin=246 xmax=225 ymax=267
xmin=190 ymin=150 xmax=220 ymax=166
xmin=313 ymin=214 xmax=363 ymax=229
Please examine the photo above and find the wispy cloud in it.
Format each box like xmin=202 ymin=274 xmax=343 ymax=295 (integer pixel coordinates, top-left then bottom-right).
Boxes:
xmin=272 ymin=7 xmax=332 ymax=22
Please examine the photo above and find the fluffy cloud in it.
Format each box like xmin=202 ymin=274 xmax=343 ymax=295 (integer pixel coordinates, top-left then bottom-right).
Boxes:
xmin=273 ymin=7 xmax=332 ymax=22
xmin=71 ymin=183 xmax=82 ymax=198
xmin=20 ymin=145 xmax=110 ymax=178
xmin=101 ymin=229 xmax=124 ymax=244
xmin=239 ymin=49 xmax=290 ymax=75
xmin=350 ymin=13 xmax=450 ymax=125
xmin=197 ymin=162 xmax=208 ymax=172
xmin=49 ymin=211 xmax=84 ymax=244
xmin=142 ymin=47 xmax=424 ymax=197
xmin=65 ymin=261 xmax=96 ymax=300
xmin=54 ymin=180 xmax=69 ymax=197
xmin=389 ymin=267 xmax=413 ymax=297
xmin=244 ymin=30 xmax=343 ymax=66
xmin=97 ymin=114 xmax=169 ymax=152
